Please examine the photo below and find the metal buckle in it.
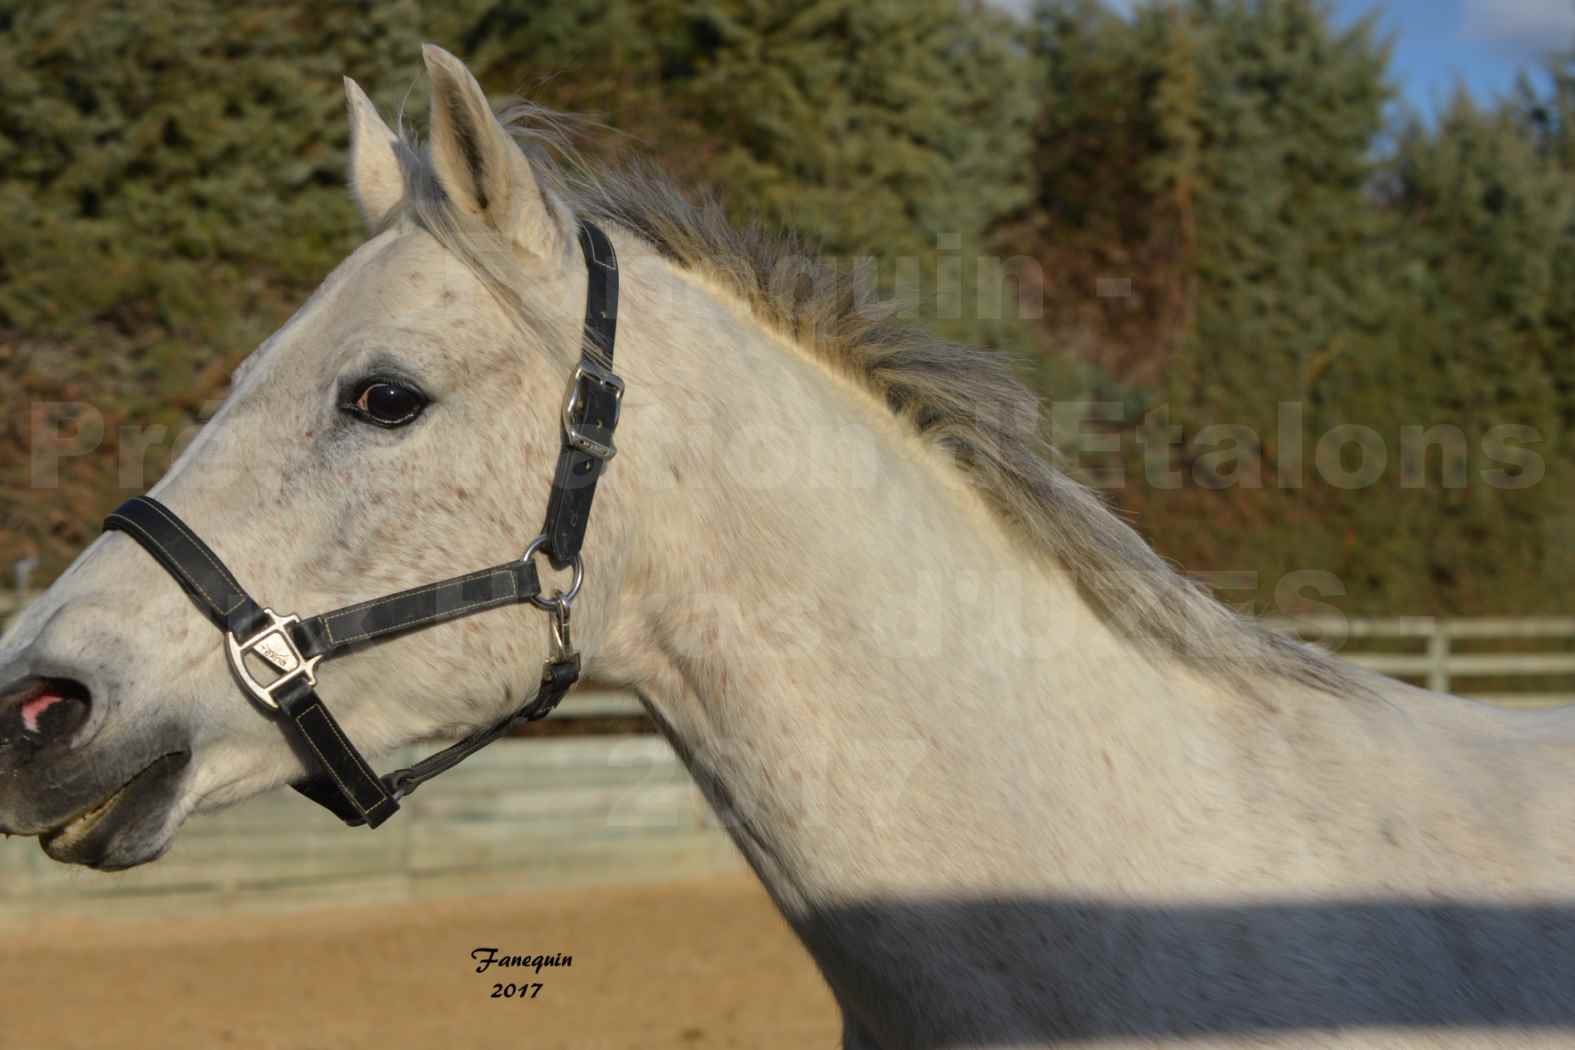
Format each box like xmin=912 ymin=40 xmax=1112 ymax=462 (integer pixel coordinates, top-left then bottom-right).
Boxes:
xmin=224 ymin=609 xmax=322 ymax=712
xmin=561 ymin=364 xmax=624 ymax=461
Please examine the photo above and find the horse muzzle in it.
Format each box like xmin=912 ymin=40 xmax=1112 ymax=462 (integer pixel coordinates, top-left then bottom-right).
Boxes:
xmin=0 ymin=670 xmax=192 ymax=870
xmin=36 ymin=749 xmax=191 ymax=870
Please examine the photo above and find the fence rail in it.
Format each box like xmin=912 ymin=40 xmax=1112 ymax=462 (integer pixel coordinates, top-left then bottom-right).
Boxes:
xmin=1265 ymin=617 xmax=1575 ymax=707
xmin=0 ymin=728 xmax=743 ymax=918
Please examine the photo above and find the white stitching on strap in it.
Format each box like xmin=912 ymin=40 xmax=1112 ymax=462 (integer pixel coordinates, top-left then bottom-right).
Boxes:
xmin=139 ymin=499 xmax=252 ymax=617
xmin=295 ymin=703 xmax=385 ymax=817
xmin=324 ymin=566 xmax=518 ymax=624
xmin=109 ymin=514 xmax=228 ymax=614
xmin=321 ymin=569 xmax=518 ymax=647
xmin=296 ymin=706 xmax=358 ymax=808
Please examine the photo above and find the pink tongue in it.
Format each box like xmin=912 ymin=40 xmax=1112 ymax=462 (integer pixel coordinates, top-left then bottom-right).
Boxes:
xmin=21 ymin=693 xmax=66 ymax=735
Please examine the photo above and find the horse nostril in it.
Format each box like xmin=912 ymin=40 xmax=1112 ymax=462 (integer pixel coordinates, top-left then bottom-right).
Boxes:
xmin=1 ymin=677 xmax=93 ymax=747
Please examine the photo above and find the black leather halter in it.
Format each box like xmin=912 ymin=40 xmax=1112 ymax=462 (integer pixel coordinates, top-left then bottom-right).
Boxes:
xmin=102 ymin=220 xmax=624 ymax=829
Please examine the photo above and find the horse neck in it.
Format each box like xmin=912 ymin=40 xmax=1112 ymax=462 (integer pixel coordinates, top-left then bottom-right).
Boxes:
xmin=594 ymin=259 xmax=1235 ymax=911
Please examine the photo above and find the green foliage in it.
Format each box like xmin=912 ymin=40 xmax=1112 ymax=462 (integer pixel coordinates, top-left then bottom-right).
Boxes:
xmin=1163 ymin=0 xmax=1393 ymax=433
xmin=1024 ymin=0 xmax=1573 ymax=616
xmin=1003 ymin=0 xmax=1226 ymax=402
xmin=0 ymin=0 xmax=424 ymax=570
xmin=457 ymin=0 xmax=1038 ymax=350
xmin=671 ymin=1 xmax=1033 ymax=264
xmin=0 ymin=0 xmax=421 ymax=340
xmin=3 ymin=0 xmax=1037 ymax=577
xmin=675 ymin=0 xmax=1035 ymax=352
xmin=1358 ymin=92 xmax=1575 ymax=611
xmin=3 ymin=0 xmax=1571 ymax=617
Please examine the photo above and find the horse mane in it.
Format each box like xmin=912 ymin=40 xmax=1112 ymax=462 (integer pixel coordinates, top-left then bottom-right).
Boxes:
xmin=393 ymin=101 xmax=1360 ymax=697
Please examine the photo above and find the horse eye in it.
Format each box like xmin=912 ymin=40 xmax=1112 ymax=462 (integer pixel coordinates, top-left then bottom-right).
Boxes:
xmin=348 ymin=379 xmax=427 ymax=428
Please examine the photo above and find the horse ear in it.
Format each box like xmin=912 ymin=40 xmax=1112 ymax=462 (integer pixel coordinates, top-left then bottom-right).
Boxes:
xmin=422 ymin=44 xmax=562 ymax=259
xmin=344 ymin=77 xmax=405 ymax=230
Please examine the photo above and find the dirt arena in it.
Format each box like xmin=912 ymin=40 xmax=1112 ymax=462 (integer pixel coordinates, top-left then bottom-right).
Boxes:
xmin=0 ymin=875 xmax=840 ymax=1050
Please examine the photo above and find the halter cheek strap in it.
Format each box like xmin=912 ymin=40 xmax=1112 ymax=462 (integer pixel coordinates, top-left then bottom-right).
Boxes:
xmin=102 ymin=219 xmax=622 ymax=829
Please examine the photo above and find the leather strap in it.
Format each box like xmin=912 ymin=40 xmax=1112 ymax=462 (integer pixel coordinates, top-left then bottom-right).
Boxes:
xmin=273 ymin=677 xmax=402 ymax=828
xmin=382 ymin=651 xmax=580 ymax=806
xmin=104 ymin=498 xmax=270 ymax=639
xmin=540 ymin=221 xmax=621 ymax=569
xmin=286 ymin=652 xmax=579 ymax=827
xmin=580 ymin=220 xmax=620 ymax=362
xmin=290 ymin=653 xmax=578 ymax=827
xmin=292 ymin=561 xmax=540 ymax=661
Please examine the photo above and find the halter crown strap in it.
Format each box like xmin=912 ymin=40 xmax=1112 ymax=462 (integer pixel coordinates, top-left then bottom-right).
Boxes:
xmin=100 ymin=220 xmax=622 ymax=829
xmin=541 ymin=220 xmax=622 ymax=570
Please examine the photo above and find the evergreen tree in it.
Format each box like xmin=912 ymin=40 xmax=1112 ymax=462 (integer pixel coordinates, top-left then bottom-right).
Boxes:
xmin=1018 ymin=1 xmax=1573 ymax=614
xmin=2 ymin=0 xmax=1040 ymax=579
xmin=1513 ymin=57 xmax=1575 ymax=436
xmin=6 ymin=0 xmax=1571 ymax=618
xmin=1164 ymin=0 xmax=1393 ymax=438
xmin=1007 ymin=0 xmax=1198 ymax=388
xmin=0 ymin=0 xmax=421 ymax=343
xmin=0 ymin=0 xmax=423 ymax=574
xmin=462 ymin=0 xmax=1038 ymax=350
xmin=1345 ymin=94 xmax=1575 ymax=612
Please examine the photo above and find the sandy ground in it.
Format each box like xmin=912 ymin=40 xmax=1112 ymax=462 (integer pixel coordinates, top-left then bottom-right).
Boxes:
xmin=0 ymin=875 xmax=841 ymax=1050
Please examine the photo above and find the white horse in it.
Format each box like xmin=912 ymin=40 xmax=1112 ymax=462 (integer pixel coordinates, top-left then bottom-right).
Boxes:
xmin=2 ymin=46 xmax=1571 ymax=1049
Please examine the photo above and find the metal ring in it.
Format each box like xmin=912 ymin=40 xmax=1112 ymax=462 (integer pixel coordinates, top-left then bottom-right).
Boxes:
xmin=520 ymin=534 xmax=584 ymax=611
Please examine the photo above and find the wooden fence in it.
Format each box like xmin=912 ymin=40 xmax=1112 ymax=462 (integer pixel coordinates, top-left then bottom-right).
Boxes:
xmin=0 ymin=591 xmax=1570 ymax=916
xmin=1265 ymin=617 xmax=1575 ymax=708
xmin=0 ymin=716 xmax=743 ymax=919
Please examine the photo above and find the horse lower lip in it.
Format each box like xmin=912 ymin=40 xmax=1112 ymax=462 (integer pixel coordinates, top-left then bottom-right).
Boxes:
xmin=38 ymin=752 xmax=188 ymax=850
xmin=40 ymin=785 xmax=127 ymax=844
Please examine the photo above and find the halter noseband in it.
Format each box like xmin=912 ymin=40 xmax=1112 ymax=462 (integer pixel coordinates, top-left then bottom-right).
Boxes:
xmin=101 ymin=220 xmax=624 ymax=829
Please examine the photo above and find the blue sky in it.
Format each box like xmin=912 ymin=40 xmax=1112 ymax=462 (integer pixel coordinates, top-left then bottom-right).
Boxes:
xmin=1343 ymin=0 xmax=1570 ymax=116
xmin=998 ymin=0 xmax=1575 ymax=118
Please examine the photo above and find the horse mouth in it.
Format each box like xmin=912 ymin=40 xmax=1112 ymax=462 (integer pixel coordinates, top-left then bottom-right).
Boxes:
xmin=39 ymin=751 xmax=190 ymax=869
